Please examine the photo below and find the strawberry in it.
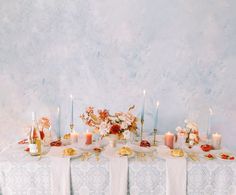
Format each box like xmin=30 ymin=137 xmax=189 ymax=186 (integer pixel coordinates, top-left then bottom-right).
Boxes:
xmin=229 ymin=156 xmax=235 ymax=160
xmin=221 ymin=154 xmax=229 ymax=159
xmin=207 ymin=154 xmax=213 ymax=158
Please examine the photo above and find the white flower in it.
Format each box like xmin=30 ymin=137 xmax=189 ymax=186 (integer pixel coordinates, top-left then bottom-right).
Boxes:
xmin=189 ymin=133 xmax=196 ymax=139
xmin=186 ymin=122 xmax=198 ymax=130
xmin=176 ymin=126 xmax=182 ymax=132
xmin=118 ymin=115 xmax=126 ymax=121
xmin=123 ymin=130 xmax=130 ymax=140
xmin=184 ymin=119 xmax=198 ymax=131
xmin=121 ymin=122 xmax=128 ymax=130
xmin=99 ymin=122 xmax=110 ymax=136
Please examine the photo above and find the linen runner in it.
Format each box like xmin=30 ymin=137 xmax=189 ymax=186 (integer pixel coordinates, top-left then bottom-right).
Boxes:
xmin=47 ymin=147 xmax=71 ymax=195
xmin=109 ymin=156 xmax=128 ymax=195
xmin=166 ymin=157 xmax=186 ymax=195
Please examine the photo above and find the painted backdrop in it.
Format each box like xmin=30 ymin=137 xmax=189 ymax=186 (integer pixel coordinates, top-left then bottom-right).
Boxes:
xmin=0 ymin=0 xmax=236 ymax=150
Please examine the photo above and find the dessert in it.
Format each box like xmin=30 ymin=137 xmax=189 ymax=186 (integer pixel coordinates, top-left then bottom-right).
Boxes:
xmin=50 ymin=140 xmax=62 ymax=147
xmin=118 ymin=147 xmax=133 ymax=156
xmin=171 ymin=149 xmax=184 ymax=157
xmin=204 ymin=153 xmax=215 ymax=160
xmin=140 ymin=140 xmax=151 ymax=147
xmin=201 ymin=144 xmax=212 ymax=152
xmin=63 ymin=148 xmax=77 ymax=156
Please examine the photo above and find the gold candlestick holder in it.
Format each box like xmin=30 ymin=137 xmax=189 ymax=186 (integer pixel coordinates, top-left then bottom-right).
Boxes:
xmin=140 ymin=119 xmax=144 ymax=141
xmin=153 ymin=128 xmax=157 ymax=146
xmin=70 ymin=124 xmax=74 ymax=133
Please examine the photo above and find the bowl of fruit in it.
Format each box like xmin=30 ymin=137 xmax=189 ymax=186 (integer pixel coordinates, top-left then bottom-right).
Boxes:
xmin=200 ymin=144 xmax=213 ymax=152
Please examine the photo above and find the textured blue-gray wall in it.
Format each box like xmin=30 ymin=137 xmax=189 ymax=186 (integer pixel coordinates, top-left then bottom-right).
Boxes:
xmin=0 ymin=0 xmax=236 ymax=150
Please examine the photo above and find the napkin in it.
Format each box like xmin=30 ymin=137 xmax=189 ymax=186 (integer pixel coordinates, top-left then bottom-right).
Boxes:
xmin=166 ymin=157 xmax=186 ymax=195
xmin=109 ymin=156 xmax=128 ymax=195
xmin=48 ymin=147 xmax=71 ymax=195
xmin=50 ymin=156 xmax=70 ymax=195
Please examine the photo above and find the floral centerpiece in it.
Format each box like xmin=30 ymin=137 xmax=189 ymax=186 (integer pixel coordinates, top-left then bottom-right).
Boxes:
xmin=80 ymin=105 xmax=138 ymax=139
xmin=176 ymin=119 xmax=200 ymax=148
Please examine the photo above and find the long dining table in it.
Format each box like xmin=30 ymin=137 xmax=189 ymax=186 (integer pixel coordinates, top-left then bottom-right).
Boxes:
xmin=0 ymin=141 xmax=235 ymax=195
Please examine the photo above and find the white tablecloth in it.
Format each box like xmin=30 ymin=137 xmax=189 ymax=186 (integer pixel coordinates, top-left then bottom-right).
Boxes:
xmin=0 ymin=144 xmax=236 ymax=195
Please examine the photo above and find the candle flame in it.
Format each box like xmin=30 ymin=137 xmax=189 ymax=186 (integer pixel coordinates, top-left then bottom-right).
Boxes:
xmin=209 ymin=107 xmax=213 ymax=115
xmin=70 ymin=94 xmax=73 ymax=99
xmin=57 ymin=107 xmax=60 ymax=112
xmin=156 ymin=101 xmax=160 ymax=108
xmin=143 ymin=90 xmax=146 ymax=95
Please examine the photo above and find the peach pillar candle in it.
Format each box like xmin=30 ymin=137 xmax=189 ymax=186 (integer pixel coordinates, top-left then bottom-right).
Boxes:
xmin=85 ymin=131 xmax=92 ymax=145
xmin=212 ymin=133 xmax=221 ymax=150
xmin=165 ymin=132 xmax=174 ymax=149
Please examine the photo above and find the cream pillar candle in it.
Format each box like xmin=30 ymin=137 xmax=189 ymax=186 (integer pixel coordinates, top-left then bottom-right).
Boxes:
xmin=71 ymin=132 xmax=79 ymax=144
xmin=212 ymin=133 xmax=221 ymax=150
xmin=165 ymin=132 xmax=174 ymax=149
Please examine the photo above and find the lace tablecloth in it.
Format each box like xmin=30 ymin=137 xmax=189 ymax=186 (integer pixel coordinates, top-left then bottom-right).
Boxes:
xmin=0 ymin=144 xmax=236 ymax=195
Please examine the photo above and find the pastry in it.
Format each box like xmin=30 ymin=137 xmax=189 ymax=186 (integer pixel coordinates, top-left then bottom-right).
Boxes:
xmin=118 ymin=146 xmax=133 ymax=156
xmin=63 ymin=148 xmax=77 ymax=156
xmin=171 ymin=149 xmax=184 ymax=157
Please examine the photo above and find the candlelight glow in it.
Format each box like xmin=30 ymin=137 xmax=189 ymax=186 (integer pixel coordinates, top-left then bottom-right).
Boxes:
xmin=143 ymin=90 xmax=146 ymax=95
xmin=70 ymin=94 xmax=73 ymax=99
xmin=156 ymin=101 xmax=160 ymax=108
xmin=57 ymin=107 xmax=60 ymax=112
xmin=209 ymin=107 xmax=213 ymax=115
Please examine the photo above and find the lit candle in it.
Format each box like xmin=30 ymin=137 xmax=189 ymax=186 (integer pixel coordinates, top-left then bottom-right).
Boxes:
xmin=153 ymin=101 xmax=160 ymax=129
xmin=57 ymin=106 xmax=61 ymax=139
xmin=85 ymin=131 xmax=92 ymax=145
xmin=71 ymin=131 xmax=79 ymax=144
xmin=212 ymin=133 xmax=221 ymax=150
xmin=141 ymin=90 xmax=146 ymax=122
xmin=207 ymin=108 xmax=213 ymax=139
xmin=70 ymin=94 xmax=74 ymax=125
xmin=165 ymin=132 xmax=174 ymax=149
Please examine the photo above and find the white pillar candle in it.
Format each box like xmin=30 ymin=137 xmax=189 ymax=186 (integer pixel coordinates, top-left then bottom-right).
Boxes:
xmin=212 ymin=133 xmax=221 ymax=150
xmin=71 ymin=132 xmax=79 ymax=144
